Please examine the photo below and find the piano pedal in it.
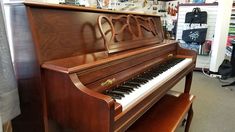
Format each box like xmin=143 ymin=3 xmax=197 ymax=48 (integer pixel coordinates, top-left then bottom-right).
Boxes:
xmin=181 ymin=118 xmax=187 ymax=126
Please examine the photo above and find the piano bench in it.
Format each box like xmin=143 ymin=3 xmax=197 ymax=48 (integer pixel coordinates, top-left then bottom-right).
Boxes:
xmin=126 ymin=91 xmax=195 ymax=132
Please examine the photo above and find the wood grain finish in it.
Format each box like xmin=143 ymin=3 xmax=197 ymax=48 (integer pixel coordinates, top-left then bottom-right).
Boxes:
xmin=43 ymin=70 xmax=114 ymax=131
xmin=10 ymin=2 xmax=197 ymax=132
xmin=97 ymin=14 xmax=163 ymax=53
xmin=9 ymin=4 xmax=45 ymax=132
xmin=78 ymin=43 xmax=176 ymax=90
xmin=42 ymin=44 xmax=196 ymax=131
xmin=24 ymin=2 xmax=163 ymax=63
xmin=42 ymin=41 xmax=177 ymax=73
xmin=127 ymin=91 xmax=195 ymax=132
xmin=24 ymin=1 xmax=161 ymax=17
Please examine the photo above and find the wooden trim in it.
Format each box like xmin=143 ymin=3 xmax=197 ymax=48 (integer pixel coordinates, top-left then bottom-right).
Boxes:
xmin=42 ymin=41 xmax=177 ymax=73
xmin=26 ymin=6 xmax=42 ymax=63
xmin=97 ymin=14 xmax=163 ymax=54
xmin=24 ymin=1 xmax=160 ymax=17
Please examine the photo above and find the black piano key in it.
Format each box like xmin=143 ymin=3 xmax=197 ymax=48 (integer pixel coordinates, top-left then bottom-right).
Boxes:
xmin=152 ymin=71 xmax=161 ymax=75
xmin=114 ymin=87 xmax=132 ymax=93
xmin=112 ymin=90 xmax=130 ymax=95
xmin=140 ymin=74 xmax=153 ymax=80
xmin=122 ymin=84 xmax=138 ymax=89
xmin=146 ymin=73 xmax=155 ymax=78
xmin=127 ymin=81 xmax=141 ymax=86
xmin=108 ymin=94 xmax=122 ymax=100
xmin=104 ymin=58 xmax=186 ymax=101
xmin=107 ymin=91 xmax=125 ymax=97
xmin=118 ymin=86 xmax=135 ymax=91
xmin=104 ymin=92 xmax=122 ymax=100
xmin=130 ymin=78 xmax=146 ymax=84
xmin=148 ymin=71 xmax=157 ymax=75
xmin=124 ymin=82 xmax=140 ymax=88
xmin=136 ymin=77 xmax=149 ymax=83
xmin=121 ymin=85 xmax=137 ymax=89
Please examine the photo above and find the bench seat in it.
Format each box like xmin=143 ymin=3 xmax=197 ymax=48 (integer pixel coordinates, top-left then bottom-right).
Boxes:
xmin=127 ymin=91 xmax=195 ymax=132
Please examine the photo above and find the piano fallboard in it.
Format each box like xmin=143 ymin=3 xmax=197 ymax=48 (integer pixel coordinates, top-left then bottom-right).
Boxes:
xmin=43 ymin=41 xmax=179 ymax=90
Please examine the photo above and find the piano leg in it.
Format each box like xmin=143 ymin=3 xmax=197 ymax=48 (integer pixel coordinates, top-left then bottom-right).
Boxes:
xmin=185 ymin=105 xmax=194 ymax=132
xmin=184 ymin=71 xmax=193 ymax=93
xmin=184 ymin=71 xmax=193 ymax=132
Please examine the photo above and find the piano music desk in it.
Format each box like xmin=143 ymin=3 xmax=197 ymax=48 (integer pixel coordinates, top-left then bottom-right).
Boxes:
xmin=127 ymin=91 xmax=195 ymax=132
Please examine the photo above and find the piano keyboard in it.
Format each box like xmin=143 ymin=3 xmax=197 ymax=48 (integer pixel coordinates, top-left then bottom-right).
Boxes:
xmin=104 ymin=58 xmax=192 ymax=111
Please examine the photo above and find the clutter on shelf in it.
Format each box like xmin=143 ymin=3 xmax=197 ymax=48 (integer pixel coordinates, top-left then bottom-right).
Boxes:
xmin=161 ymin=0 xmax=179 ymax=40
xmin=178 ymin=7 xmax=210 ymax=55
xmin=59 ymin=0 xmax=159 ymax=14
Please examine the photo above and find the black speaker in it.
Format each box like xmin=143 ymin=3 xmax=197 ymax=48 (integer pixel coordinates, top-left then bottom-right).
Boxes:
xmin=231 ymin=43 xmax=235 ymax=77
xmin=222 ymin=42 xmax=235 ymax=87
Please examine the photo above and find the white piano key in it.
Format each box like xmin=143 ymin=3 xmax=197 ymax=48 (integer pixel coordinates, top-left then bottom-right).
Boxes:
xmin=115 ymin=58 xmax=192 ymax=111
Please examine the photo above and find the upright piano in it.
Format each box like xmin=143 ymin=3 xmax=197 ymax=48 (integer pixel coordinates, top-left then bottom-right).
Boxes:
xmin=10 ymin=2 xmax=196 ymax=132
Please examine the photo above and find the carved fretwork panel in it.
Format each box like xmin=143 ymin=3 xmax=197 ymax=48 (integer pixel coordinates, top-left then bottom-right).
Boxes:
xmin=98 ymin=14 xmax=164 ymax=53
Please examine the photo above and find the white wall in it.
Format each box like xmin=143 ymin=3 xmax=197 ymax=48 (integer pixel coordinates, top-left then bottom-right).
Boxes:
xmin=210 ymin=0 xmax=233 ymax=72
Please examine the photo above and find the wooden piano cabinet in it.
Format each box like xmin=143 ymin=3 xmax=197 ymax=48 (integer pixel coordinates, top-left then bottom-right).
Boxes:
xmin=42 ymin=70 xmax=116 ymax=132
xmin=9 ymin=2 xmax=197 ymax=132
xmin=127 ymin=91 xmax=195 ymax=132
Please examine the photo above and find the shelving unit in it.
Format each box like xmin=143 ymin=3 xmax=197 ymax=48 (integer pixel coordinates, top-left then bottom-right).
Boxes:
xmin=226 ymin=7 xmax=235 ymax=57
xmin=229 ymin=10 xmax=235 ymax=36
xmin=176 ymin=3 xmax=218 ymax=69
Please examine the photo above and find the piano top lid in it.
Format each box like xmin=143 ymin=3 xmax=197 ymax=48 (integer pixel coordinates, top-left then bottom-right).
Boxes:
xmin=24 ymin=1 xmax=160 ymax=17
xmin=42 ymin=40 xmax=178 ymax=74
